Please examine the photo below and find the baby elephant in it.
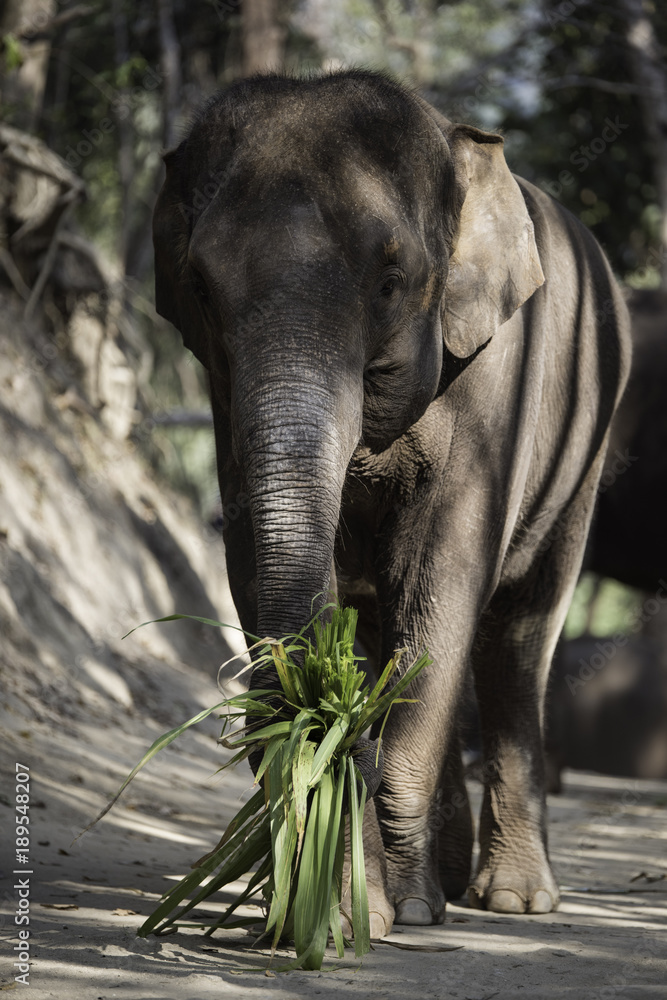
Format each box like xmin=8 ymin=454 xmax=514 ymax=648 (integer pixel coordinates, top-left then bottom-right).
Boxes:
xmin=153 ymin=71 xmax=631 ymax=934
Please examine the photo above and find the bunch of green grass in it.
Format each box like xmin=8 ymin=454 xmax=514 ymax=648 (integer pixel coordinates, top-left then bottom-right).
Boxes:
xmin=96 ymin=603 xmax=429 ymax=970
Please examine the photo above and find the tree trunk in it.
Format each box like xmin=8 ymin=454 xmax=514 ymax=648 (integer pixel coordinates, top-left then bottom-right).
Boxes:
xmin=0 ymin=0 xmax=56 ymax=131
xmin=110 ymin=0 xmax=133 ymax=277
xmin=156 ymin=0 xmax=181 ymax=149
xmin=241 ymin=0 xmax=286 ymax=76
xmin=620 ymin=0 xmax=667 ymax=288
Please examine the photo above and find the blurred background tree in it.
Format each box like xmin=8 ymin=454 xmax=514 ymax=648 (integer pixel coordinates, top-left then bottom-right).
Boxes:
xmin=1 ymin=0 xmax=664 ymax=629
xmin=3 ymin=0 xmax=664 ymax=289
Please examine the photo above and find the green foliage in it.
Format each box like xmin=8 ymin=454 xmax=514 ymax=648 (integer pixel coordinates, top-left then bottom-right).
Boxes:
xmin=2 ymin=33 xmax=23 ymax=71
xmin=564 ymin=573 xmax=645 ymax=639
xmin=101 ymin=603 xmax=429 ymax=969
xmin=297 ymin=0 xmax=526 ymax=89
xmin=494 ymin=0 xmax=666 ymax=281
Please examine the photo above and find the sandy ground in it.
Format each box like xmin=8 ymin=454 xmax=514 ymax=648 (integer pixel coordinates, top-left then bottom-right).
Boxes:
xmin=2 ymin=660 xmax=666 ymax=1000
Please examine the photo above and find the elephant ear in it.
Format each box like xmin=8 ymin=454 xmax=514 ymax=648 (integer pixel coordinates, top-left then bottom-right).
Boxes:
xmin=152 ymin=144 xmax=208 ymax=362
xmin=442 ymin=123 xmax=544 ymax=359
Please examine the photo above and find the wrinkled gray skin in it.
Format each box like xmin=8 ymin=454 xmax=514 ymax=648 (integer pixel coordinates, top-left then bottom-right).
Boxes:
xmin=153 ymin=72 xmax=631 ymax=935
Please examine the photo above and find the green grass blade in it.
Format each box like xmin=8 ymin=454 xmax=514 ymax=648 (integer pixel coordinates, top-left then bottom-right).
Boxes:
xmin=194 ymin=787 xmax=265 ymax=865
xmin=350 ymin=650 xmax=430 ymax=740
xmin=292 ymin=737 xmax=316 ymax=850
xmin=122 ymin=612 xmax=259 ymax=643
xmin=231 ymin=696 xmax=278 ymax=716
xmin=226 ymin=720 xmax=295 ymax=745
xmin=370 ymin=699 xmax=418 ymax=766
xmin=271 ymin=642 xmax=302 ymax=704
xmin=215 ymin=745 xmax=254 ymax=770
xmin=291 ymin=757 xmax=347 ymax=970
xmin=328 ymin=821 xmax=346 ymax=958
xmin=347 ymin=755 xmax=370 ymax=959
xmin=308 ymin=717 xmax=348 ymax=788
xmin=254 ymin=735 xmax=288 ymax=785
xmin=266 ymin=747 xmax=298 ymax=949
xmin=293 ymin=764 xmax=336 ymax=969
xmin=327 ymin=761 xmax=347 ymax=958
xmin=203 ymin=853 xmax=273 ymax=936
xmin=361 ymin=657 xmax=398 ymax=709
xmin=79 ymin=699 xmax=231 ymax=837
xmin=141 ymin=799 xmax=266 ymax=934
xmin=146 ymin=811 xmax=271 ymax=935
xmin=283 ymin=709 xmax=318 ymax=762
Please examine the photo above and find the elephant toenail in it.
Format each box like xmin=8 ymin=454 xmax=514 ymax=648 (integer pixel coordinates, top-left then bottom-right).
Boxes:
xmin=467 ymin=886 xmax=484 ymax=909
xmin=487 ymin=889 xmax=525 ymax=913
xmin=394 ymin=897 xmax=437 ymax=925
xmin=528 ymin=889 xmax=556 ymax=913
xmin=369 ymin=911 xmax=389 ymax=939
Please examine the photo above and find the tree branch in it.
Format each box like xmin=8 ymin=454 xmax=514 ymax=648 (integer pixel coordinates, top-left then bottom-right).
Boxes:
xmin=156 ymin=0 xmax=181 ymax=149
xmin=20 ymin=5 xmax=94 ymax=42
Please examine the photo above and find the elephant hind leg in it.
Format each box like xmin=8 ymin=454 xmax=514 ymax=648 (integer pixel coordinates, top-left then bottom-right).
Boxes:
xmin=470 ymin=597 xmax=562 ymax=914
xmin=468 ymin=489 xmax=599 ymax=914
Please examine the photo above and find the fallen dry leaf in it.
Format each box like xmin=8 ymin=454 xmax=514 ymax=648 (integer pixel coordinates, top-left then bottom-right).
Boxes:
xmin=112 ymin=908 xmax=139 ymax=916
xmin=41 ymin=903 xmax=79 ymax=910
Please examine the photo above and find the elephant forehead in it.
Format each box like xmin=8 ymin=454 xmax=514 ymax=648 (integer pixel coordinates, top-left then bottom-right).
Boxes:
xmin=190 ymin=192 xmax=346 ymax=282
xmin=189 ymin=207 xmax=359 ymax=318
xmin=191 ymin=155 xmax=423 ymax=269
xmin=226 ymin=104 xmax=358 ymax=181
xmin=340 ymin=160 xmax=405 ymax=223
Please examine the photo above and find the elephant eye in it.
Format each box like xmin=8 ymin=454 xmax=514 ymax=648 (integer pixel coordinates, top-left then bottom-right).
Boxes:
xmin=377 ymin=267 xmax=405 ymax=300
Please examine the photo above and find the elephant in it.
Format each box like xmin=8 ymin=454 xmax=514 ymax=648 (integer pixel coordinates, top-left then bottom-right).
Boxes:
xmin=152 ymin=70 xmax=631 ymax=935
xmin=587 ymin=288 xmax=667 ymax=589
xmin=544 ymin=630 xmax=667 ymax=791
xmin=539 ymin=290 xmax=667 ymax=793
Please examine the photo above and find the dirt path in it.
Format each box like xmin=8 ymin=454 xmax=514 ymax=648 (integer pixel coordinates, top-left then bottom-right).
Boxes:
xmin=2 ymin=664 xmax=666 ymax=1000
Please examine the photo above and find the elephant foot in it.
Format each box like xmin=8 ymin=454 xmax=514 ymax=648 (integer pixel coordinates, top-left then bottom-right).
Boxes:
xmin=340 ymin=875 xmax=394 ymax=939
xmin=341 ymin=905 xmax=392 ymax=940
xmin=469 ymin=864 xmax=559 ymax=914
xmin=377 ymin=801 xmax=450 ymax=925
xmin=384 ymin=859 xmax=447 ymax=926
xmin=341 ymin=799 xmax=395 ymax=940
xmin=395 ymin=896 xmax=445 ymax=925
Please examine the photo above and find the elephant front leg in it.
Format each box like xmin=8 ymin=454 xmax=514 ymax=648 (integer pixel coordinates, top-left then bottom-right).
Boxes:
xmin=373 ymin=630 xmax=473 ymax=925
xmin=340 ymin=799 xmax=395 ymax=939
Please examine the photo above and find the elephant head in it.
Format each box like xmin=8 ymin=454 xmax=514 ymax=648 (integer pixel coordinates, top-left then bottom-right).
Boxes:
xmin=152 ymin=72 xmax=543 ymax=642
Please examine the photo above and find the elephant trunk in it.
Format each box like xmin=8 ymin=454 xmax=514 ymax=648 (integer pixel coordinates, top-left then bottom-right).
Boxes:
xmin=233 ymin=360 xmax=361 ymax=643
